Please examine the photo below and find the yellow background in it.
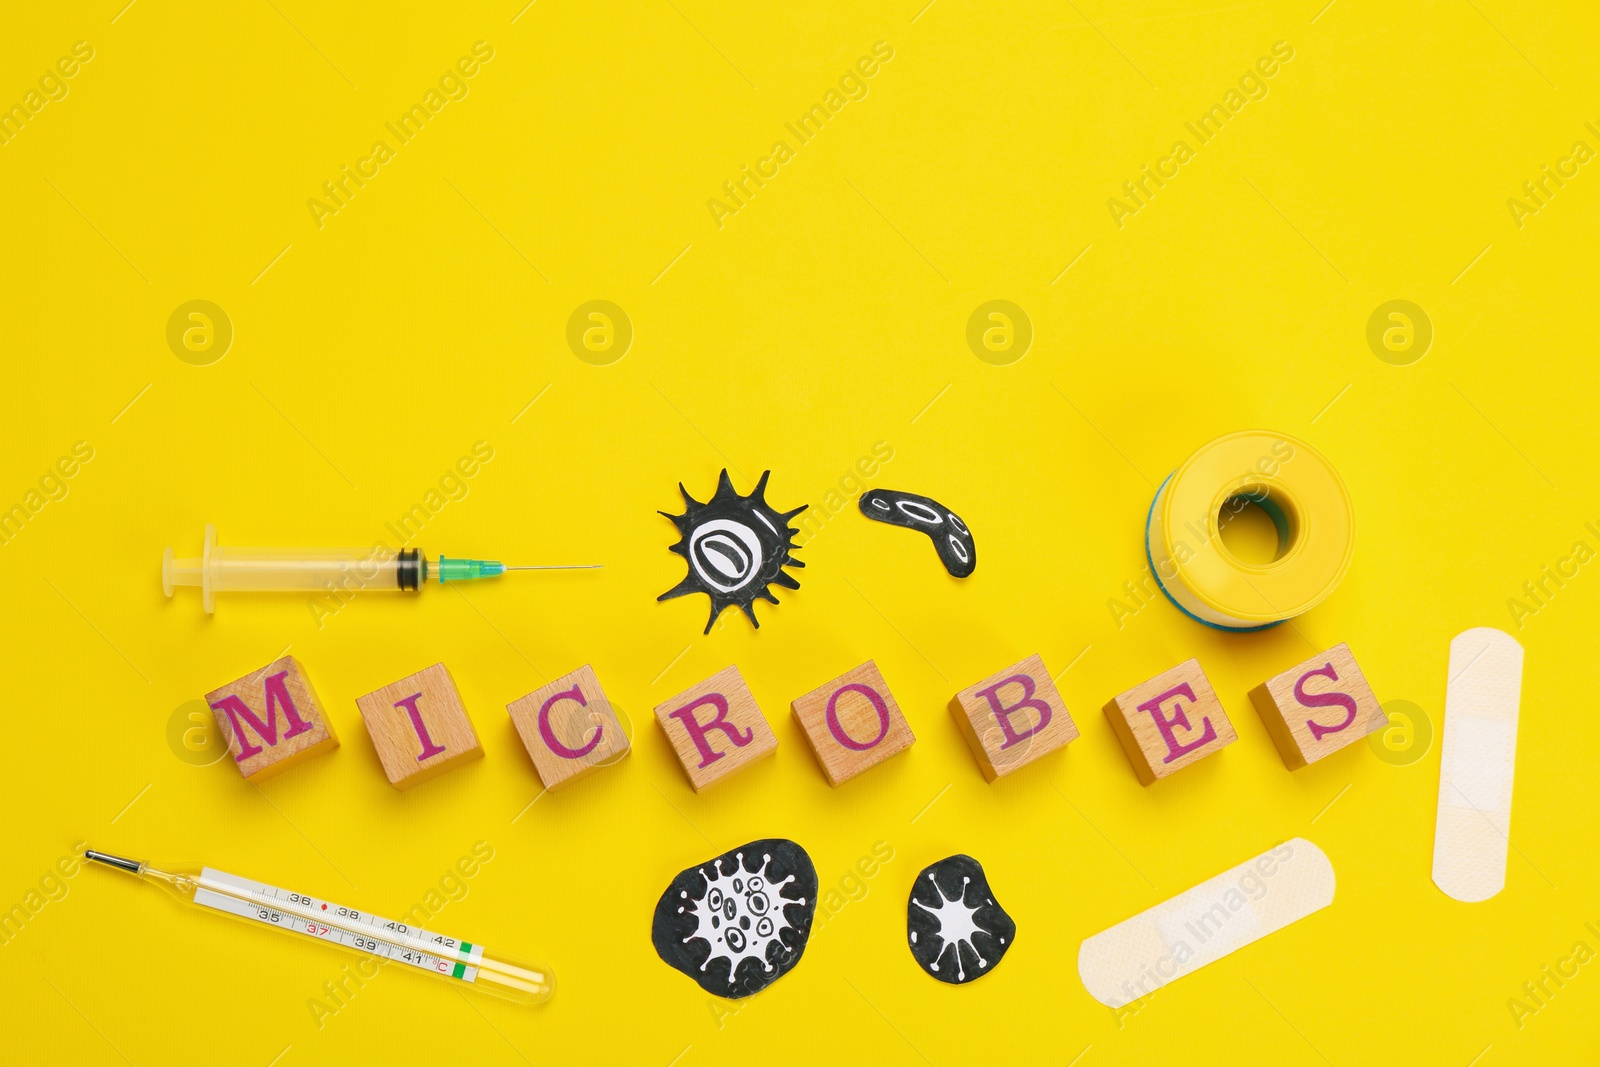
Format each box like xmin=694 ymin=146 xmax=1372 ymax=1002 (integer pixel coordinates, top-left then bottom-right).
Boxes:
xmin=4 ymin=1 xmax=1599 ymax=1063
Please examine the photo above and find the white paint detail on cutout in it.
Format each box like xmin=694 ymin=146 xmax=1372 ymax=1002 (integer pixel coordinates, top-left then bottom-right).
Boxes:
xmin=679 ymin=852 xmax=801 ymax=987
xmin=1432 ymin=627 xmax=1523 ymax=903
xmin=910 ymin=873 xmax=991 ymax=981
xmin=895 ymin=500 xmax=942 ymax=525
xmin=687 ymin=519 xmax=763 ymax=593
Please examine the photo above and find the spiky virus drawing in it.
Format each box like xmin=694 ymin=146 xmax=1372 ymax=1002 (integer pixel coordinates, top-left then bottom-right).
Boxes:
xmin=659 ymin=470 xmax=807 ymax=634
xmin=652 ymin=839 xmax=818 ymax=998
xmin=906 ymin=854 xmax=1016 ymax=985
xmin=681 ymin=855 xmax=797 ymax=985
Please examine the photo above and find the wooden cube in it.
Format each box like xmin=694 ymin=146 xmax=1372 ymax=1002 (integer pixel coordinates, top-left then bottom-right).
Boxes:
xmin=654 ymin=666 xmax=777 ymax=792
xmin=950 ymin=654 xmax=1078 ymax=782
xmin=1104 ymin=658 xmax=1236 ymax=785
xmin=1249 ymin=643 xmax=1386 ymax=769
xmin=206 ymin=656 xmax=339 ymax=781
xmin=791 ymin=661 xmax=915 ymax=787
xmin=508 ymin=664 xmax=631 ymax=791
xmin=354 ymin=663 xmax=483 ymax=790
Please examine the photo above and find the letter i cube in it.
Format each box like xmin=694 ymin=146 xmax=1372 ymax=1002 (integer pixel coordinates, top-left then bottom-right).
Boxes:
xmin=654 ymin=666 xmax=777 ymax=792
xmin=206 ymin=656 xmax=339 ymax=781
xmin=1104 ymin=658 xmax=1236 ymax=785
xmin=950 ymin=654 xmax=1078 ymax=781
xmin=1249 ymin=643 xmax=1386 ymax=769
xmin=355 ymin=663 xmax=484 ymax=790
xmin=508 ymin=664 xmax=631 ymax=790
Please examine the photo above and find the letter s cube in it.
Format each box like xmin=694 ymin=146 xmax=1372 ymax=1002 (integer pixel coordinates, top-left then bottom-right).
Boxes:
xmin=1249 ymin=643 xmax=1386 ymax=769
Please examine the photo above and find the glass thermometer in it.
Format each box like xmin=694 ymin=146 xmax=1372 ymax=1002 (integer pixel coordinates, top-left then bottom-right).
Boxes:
xmin=85 ymin=849 xmax=553 ymax=1005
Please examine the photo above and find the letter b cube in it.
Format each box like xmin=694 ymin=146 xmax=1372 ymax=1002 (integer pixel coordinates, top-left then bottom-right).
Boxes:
xmin=951 ymin=654 xmax=1078 ymax=781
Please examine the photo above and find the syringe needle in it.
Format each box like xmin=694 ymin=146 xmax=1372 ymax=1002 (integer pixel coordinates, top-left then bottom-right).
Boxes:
xmin=501 ymin=564 xmax=604 ymax=570
xmin=439 ymin=557 xmax=602 ymax=583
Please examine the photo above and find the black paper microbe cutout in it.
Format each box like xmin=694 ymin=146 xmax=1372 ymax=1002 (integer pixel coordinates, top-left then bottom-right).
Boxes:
xmin=659 ymin=470 xmax=807 ymax=633
xmin=906 ymin=854 xmax=1015 ymax=984
xmin=652 ymin=838 xmax=819 ymax=999
xmin=859 ymin=489 xmax=976 ymax=577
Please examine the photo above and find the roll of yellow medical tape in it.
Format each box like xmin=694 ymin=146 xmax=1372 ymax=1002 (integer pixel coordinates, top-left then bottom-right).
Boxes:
xmin=1145 ymin=431 xmax=1353 ymax=632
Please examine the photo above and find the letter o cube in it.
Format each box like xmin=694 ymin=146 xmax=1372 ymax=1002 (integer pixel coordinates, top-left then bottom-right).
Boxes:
xmin=791 ymin=660 xmax=915 ymax=787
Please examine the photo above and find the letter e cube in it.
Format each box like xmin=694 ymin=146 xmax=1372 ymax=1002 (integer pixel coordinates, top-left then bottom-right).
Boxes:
xmin=1104 ymin=658 xmax=1236 ymax=785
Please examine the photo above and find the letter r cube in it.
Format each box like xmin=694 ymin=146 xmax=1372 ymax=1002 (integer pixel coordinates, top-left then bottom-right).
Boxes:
xmin=206 ymin=656 xmax=339 ymax=781
xmin=654 ymin=666 xmax=777 ymax=792
xmin=951 ymin=654 xmax=1078 ymax=781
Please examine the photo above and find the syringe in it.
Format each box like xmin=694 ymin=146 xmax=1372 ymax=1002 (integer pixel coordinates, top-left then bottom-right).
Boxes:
xmin=85 ymin=849 xmax=553 ymax=1005
xmin=165 ymin=525 xmax=599 ymax=611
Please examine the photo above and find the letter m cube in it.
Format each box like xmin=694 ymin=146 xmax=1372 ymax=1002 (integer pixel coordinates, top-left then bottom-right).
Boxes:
xmin=206 ymin=656 xmax=339 ymax=781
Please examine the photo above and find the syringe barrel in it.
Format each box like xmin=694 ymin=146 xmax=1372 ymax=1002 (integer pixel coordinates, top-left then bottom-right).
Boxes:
xmin=205 ymin=546 xmax=413 ymax=592
xmin=164 ymin=527 xmax=426 ymax=611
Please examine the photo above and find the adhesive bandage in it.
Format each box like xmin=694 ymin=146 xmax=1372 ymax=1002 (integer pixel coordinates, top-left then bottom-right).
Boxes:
xmin=1077 ymin=838 xmax=1335 ymax=1007
xmin=1432 ymin=627 xmax=1524 ymax=903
